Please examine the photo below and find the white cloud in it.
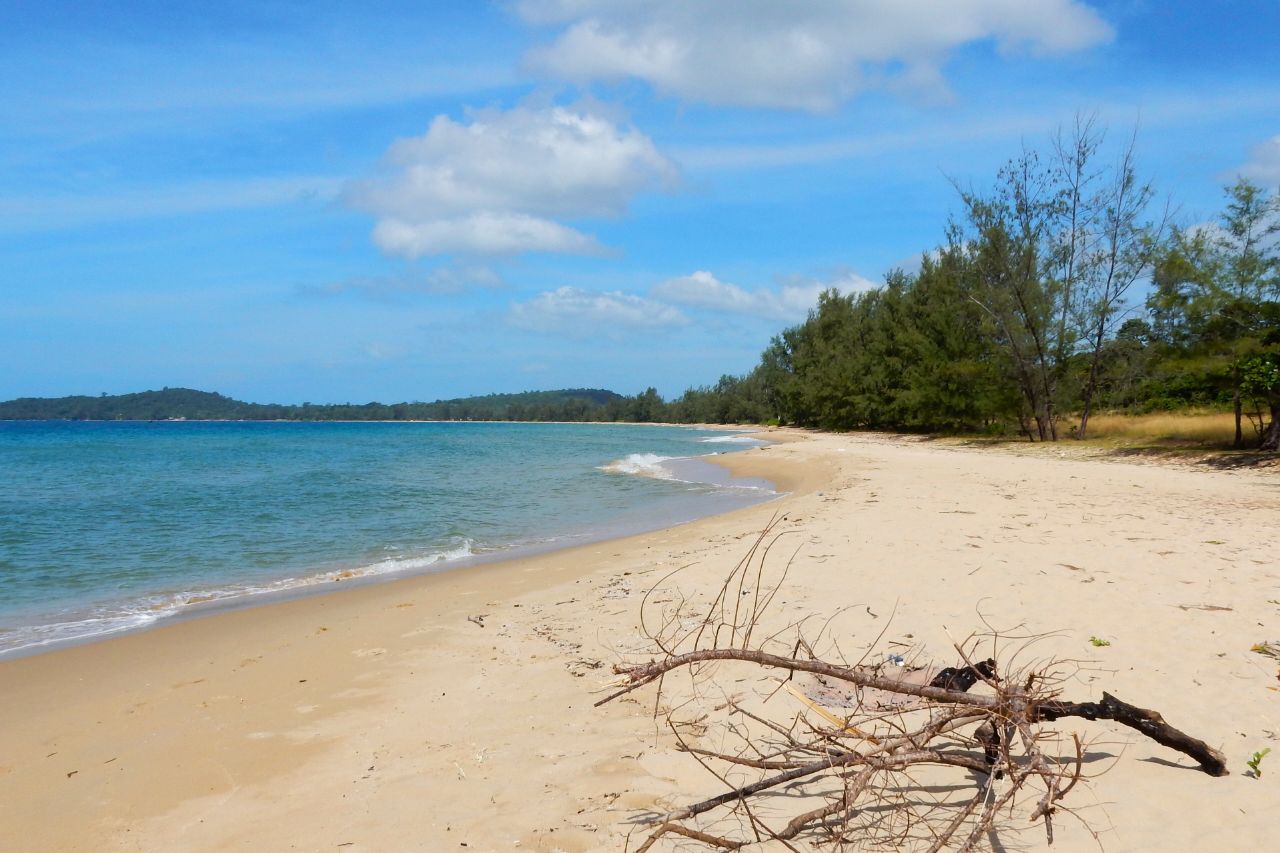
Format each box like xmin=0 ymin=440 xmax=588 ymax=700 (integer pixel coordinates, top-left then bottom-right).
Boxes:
xmin=1184 ymin=221 xmax=1227 ymax=242
xmin=303 ymin=265 xmax=504 ymax=300
xmin=652 ymin=270 xmax=877 ymax=321
xmin=372 ymin=213 xmax=604 ymax=257
xmin=349 ymin=104 xmax=677 ymax=257
xmin=1238 ymin=135 xmax=1280 ymax=184
xmin=509 ymin=286 xmax=688 ymax=336
xmin=673 ymin=87 xmax=1280 ymax=171
xmin=519 ymin=0 xmax=1112 ymax=110
xmin=0 ymin=175 xmax=343 ymax=234
xmin=816 ymin=269 xmax=882 ymax=293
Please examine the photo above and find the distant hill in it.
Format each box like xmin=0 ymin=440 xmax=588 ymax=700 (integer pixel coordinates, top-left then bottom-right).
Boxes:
xmin=0 ymin=387 xmax=627 ymax=422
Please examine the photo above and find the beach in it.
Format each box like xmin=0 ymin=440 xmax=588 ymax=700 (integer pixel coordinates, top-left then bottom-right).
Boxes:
xmin=1 ymin=430 xmax=1276 ymax=851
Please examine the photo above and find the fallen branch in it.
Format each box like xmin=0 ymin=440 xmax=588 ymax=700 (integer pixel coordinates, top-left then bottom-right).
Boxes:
xmin=602 ymin=646 xmax=1226 ymax=777
xmin=1038 ymin=693 xmax=1226 ymax=776
xmin=601 ymin=521 xmax=1227 ymax=851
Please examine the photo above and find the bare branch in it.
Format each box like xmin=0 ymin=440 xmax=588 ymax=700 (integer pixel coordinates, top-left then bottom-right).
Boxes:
xmin=599 ymin=528 xmax=1225 ymax=850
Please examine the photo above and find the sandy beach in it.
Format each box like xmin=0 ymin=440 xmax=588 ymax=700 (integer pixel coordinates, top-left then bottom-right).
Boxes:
xmin=2 ymin=431 xmax=1276 ymax=851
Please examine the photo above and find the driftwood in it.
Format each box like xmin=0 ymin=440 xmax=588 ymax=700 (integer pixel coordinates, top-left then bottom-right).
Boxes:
xmin=597 ymin=517 xmax=1227 ymax=851
xmin=600 ymin=648 xmax=1227 ymax=778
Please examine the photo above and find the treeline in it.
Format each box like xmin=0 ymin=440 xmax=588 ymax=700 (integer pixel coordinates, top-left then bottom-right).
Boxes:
xmin=0 ymin=388 xmax=269 ymax=421
xmin=0 ymin=388 xmax=630 ymax=422
xmin=0 ymin=383 xmax=776 ymax=425
xmin=687 ymin=122 xmax=1280 ymax=450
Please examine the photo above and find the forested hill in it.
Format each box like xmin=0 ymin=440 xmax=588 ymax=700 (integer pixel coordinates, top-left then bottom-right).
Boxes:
xmin=0 ymin=388 xmax=630 ymax=422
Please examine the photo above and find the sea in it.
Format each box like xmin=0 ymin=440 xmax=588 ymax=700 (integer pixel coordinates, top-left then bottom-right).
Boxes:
xmin=0 ymin=421 xmax=775 ymax=658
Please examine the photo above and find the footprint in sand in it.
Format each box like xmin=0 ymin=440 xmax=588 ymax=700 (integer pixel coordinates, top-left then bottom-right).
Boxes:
xmin=352 ymin=647 xmax=386 ymax=658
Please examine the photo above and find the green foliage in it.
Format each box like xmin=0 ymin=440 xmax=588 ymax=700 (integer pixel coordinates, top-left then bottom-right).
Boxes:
xmin=1146 ymin=180 xmax=1280 ymax=446
xmin=1247 ymin=747 xmax=1270 ymax=778
xmin=746 ymin=255 xmax=1018 ymax=433
xmin=743 ymin=171 xmax=1279 ymax=448
xmin=0 ymin=389 xmax=266 ymax=421
xmin=1089 ymin=636 xmax=1111 ymax=647
xmin=0 ymin=388 xmax=627 ymax=423
xmin=1241 ymin=352 xmax=1280 ymax=400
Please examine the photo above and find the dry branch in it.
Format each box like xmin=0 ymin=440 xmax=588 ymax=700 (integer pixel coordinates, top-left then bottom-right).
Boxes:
xmin=602 ymin=647 xmax=1226 ymax=777
xmin=599 ymin=520 xmax=1227 ymax=851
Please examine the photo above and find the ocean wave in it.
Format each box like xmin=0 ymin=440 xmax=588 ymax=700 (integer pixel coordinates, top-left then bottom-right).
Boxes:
xmin=699 ymin=433 xmax=765 ymax=445
xmin=0 ymin=539 xmax=478 ymax=657
xmin=0 ymin=609 xmax=169 ymax=657
xmin=598 ymin=452 xmax=680 ymax=479
xmin=358 ymin=539 xmax=476 ymax=574
xmin=600 ymin=452 xmax=776 ymax=496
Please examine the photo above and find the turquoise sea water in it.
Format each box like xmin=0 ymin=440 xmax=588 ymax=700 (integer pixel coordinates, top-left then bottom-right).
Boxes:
xmin=0 ymin=421 xmax=773 ymax=657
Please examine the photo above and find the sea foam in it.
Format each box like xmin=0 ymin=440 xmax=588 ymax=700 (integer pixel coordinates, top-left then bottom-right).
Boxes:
xmin=0 ymin=539 xmax=479 ymax=657
xmin=699 ymin=433 xmax=766 ymax=445
xmin=599 ymin=451 xmax=777 ymax=496
xmin=598 ymin=452 xmax=680 ymax=479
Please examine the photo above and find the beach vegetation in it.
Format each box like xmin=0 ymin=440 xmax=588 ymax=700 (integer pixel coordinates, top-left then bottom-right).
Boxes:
xmin=1250 ymin=641 xmax=1280 ymax=660
xmin=1247 ymin=747 xmax=1270 ymax=778
xmin=1077 ymin=410 xmax=1239 ymax=444
xmin=742 ymin=152 xmax=1277 ymax=449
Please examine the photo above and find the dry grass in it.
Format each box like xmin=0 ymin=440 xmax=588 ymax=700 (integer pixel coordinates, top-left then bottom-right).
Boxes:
xmin=927 ymin=411 xmax=1275 ymax=468
xmin=1080 ymin=411 xmax=1242 ymax=446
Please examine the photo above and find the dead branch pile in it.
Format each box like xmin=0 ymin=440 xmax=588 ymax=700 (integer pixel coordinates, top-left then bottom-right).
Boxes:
xmin=596 ymin=518 xmax=1226 ymax=851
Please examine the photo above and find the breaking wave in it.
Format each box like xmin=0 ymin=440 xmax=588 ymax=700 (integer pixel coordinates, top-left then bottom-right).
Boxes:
xmin=598 ymin=452 xmax=680 ymax=479
xmin=700 ymin=433 xmax=766 ymax=446
xmin=0 ymin=539 xmax=478 ymax=657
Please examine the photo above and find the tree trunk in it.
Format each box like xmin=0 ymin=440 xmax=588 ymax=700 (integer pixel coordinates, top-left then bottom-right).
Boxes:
xmin=1233 ymin=383 xmax=1244 ymax=448
xmin=1261 ymin=401 xmax=1280 ymax=452
xmin=1039 ymin=369 xmax=1058 ymax=441
xmin=1078 ymin=326 xmax=1109 ymax=440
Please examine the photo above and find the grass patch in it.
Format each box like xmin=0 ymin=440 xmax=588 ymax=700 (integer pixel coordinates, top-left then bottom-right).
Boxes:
xmin=1081 ymin=411 xmax=1240 ymax=446
xmin=908 ymin=411 xmax=1276 ymax=468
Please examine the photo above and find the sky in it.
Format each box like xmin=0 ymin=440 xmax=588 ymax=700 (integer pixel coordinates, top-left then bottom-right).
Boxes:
xmin=2 ymin=0 xmax=1278 ymax=404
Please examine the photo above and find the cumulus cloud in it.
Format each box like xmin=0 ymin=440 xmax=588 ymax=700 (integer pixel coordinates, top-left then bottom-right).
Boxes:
xmin=652 ymin=270 xmax=877 ymax=322
xmin=349 ymin=104 xmax=677 ymax=257
xmin=519 ymin=0 xmax=1112 ymax=110
xmin=1238 ymin=135 xmax=1280 ymax=184
xmin=509 ymin=286 xmax=688 ymax=336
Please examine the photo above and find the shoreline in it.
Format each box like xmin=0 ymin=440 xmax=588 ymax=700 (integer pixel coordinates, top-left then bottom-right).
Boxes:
xmin=0 ymin=430 xmax=820 ymax=852
xmin=0 ymin=423 xmax=779 ymax=661
xmin=2 ymin=430 xmax=1275 ymax=851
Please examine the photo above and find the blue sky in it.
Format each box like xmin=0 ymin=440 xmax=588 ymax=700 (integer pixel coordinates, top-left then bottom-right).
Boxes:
xmin=2 ymin=0 xmax=1278 ymax=403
